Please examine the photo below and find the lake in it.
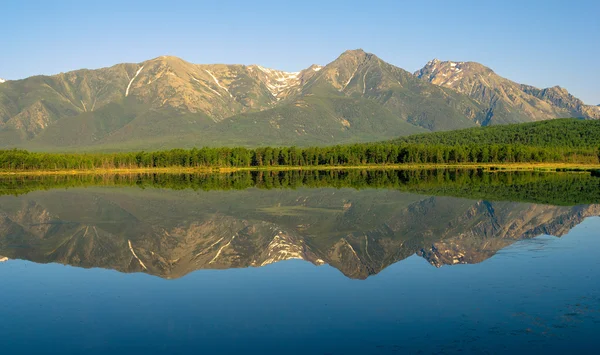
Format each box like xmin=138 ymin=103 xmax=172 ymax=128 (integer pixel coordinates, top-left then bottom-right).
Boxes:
xmin=1 ymin=170 xmax=599 ymax=354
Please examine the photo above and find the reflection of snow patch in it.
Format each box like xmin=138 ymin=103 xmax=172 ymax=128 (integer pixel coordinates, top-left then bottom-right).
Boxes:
xmin=209 ymin=236 xmax=235 ymax=264
xmin=128 ymin=240 xmax=147 ymax=270
xmin=195 ymin=237 xmax=225 ymax=257
xmin=344 ymin=239 xmax=359 ymax=260
xmin=0 ymin=257 xmax=8 ymax=262
xmin=260 ymin=234 xmax=305 ymax=266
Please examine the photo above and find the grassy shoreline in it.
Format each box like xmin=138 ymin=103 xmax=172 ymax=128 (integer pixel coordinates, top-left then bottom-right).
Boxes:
xmin=1 ymin=162 xmax=599 ymax=176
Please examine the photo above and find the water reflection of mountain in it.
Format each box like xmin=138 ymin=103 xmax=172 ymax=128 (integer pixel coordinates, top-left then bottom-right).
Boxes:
xmin=1 ymin=187 xmax=598 ymax=279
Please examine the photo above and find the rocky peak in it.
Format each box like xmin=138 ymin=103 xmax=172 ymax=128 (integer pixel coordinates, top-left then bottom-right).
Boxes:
xmin=307 ymin=64 xmax=323 ymax=72
xmin=520 ymin=84 xmax=595 ymax=116
xmin=340 ymin=48 xmax=367 ymax=57
xmin=146 ymin=55 xmax=189 ymax=66
xmin=416 ymin=58 xmax=600 ymax=123
xmin=335 ymin=49 xmax=381 ymax=68
xmin=306 ymin=49 xmax=389 ymax=93
xmin=415 ymin=60 xmax=494 ymax=87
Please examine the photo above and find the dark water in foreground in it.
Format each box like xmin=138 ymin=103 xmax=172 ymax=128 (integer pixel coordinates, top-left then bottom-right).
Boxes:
xmin=0 ymin=171 xmax=599 ymax=354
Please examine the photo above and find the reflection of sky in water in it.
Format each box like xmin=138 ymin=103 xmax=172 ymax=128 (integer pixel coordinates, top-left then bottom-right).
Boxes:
xmin=1 ymin=218 xmax=599 ymax=354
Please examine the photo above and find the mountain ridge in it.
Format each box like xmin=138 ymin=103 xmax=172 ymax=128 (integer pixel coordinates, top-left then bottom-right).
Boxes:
xmin=415 ymin=59 xmax=600 ymax=125
xmin=0 ymin=50 xmax=596 ymax=151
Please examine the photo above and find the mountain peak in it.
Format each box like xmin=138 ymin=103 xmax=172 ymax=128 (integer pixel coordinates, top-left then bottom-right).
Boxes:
xmin=144 ymin=55 xmax=191 ymax=66
xmin=416 ymin=58 xmax=600 ymax=124
xmin=307 ymin=64 xmax=323 ymax=72
xmin=327 ymin=49 xmax=380 ymax=71
xmin=338 ymin=49 xmax=377 ymax=61
xmin=415 ymin=60 xmax=494 ymax=80
xmin=343 ymin=48 xmax=366 ymax=55
xmin=548 ymin=85 xmax=568 ymax=94
xmin=153 ymin=55 xmax=183 ymax=60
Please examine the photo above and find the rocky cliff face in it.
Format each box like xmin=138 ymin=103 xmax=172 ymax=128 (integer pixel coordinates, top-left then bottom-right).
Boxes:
xmin=1 ymin=188 xmax=597 ymax=279
xmin=415 ymin=59 xmax=600 ymax=125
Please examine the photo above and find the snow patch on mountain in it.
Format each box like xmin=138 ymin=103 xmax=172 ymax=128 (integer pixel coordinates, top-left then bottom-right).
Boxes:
xmin=204 ymin=70 xmax=233 ymax=98
xmin=250 ymin=65 xmax=302 ymax=98
xmin=416 ymin=60 xmax=468 ymax=87
xmin=192 ymin=76 xmax=221 ymax=97
xmin=0 ymin=78 xmax=5 ymax=83
xmin=341 ymin=67 xmax=358 ymax=91
xmin=125 ymin=66 xmax=144 ymax=97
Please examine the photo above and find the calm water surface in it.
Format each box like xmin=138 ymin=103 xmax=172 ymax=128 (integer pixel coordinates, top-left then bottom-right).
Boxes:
xmin=0 ymin=171 xmax=599 ymax=354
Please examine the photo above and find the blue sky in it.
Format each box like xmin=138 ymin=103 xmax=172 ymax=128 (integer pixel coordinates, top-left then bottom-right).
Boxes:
xmin=2 ymin=0 xmax=599 ymax=103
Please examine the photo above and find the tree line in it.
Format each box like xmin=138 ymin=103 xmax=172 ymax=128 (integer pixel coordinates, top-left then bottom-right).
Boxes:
xmin=0 ymin=142 xmax=598 ymax=171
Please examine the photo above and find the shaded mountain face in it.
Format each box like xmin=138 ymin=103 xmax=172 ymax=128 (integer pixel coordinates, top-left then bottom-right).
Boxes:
xmin=1 ymin=187 xmax=598 ymax=279
xmin=0 ymin=50 xmax=595 ymax=150
xmin=415 ymin=59 xmax=600 ymax=125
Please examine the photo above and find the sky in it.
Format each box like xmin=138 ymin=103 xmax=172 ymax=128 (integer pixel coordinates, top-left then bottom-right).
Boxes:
xmin=1 ymin=0 xmax=599 ymax=104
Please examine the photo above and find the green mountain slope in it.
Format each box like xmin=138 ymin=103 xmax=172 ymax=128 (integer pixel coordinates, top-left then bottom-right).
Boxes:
xmin=394 ymin=118 xmax=600 ymax=148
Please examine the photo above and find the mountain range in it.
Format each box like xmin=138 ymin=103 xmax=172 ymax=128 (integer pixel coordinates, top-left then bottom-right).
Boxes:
xmin=1 ymin=186 xmax=598 ymax=279
xmin=1 ymin=49 xmax=598 ymax=151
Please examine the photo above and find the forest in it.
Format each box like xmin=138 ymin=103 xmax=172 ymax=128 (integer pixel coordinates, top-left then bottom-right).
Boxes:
xmin=1 ymin=119 xmax=599 ymax=171
xmin=395 ymin=118 xmax=600 ymax=147
xmin=0 ymin=143 xmax=598 ymax=171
